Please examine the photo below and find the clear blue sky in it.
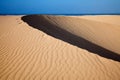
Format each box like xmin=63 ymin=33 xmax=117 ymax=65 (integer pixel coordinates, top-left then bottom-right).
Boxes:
xmin=0 ymin=0 xmax=120 ymax=15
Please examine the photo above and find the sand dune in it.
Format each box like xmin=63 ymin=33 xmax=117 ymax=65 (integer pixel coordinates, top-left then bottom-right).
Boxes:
xmin=41 ymin=15 xmax=120 ymax=54
xmin=0 ymin=16 xmax=120 ymax=80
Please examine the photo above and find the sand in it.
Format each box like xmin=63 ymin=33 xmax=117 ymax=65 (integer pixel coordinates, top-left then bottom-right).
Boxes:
xmin=0 ymin=16 xmax=120 ymax=80
xmin=42 ymin=15 xmax=120 ymax=54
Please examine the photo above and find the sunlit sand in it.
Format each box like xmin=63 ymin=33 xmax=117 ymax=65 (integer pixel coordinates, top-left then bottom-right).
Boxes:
xmin=0 ymin=16 xmax=120 ymax=80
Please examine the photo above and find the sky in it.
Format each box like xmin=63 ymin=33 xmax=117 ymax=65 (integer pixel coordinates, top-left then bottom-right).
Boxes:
xmin=0 ymin=0 xmax=120 ymax=15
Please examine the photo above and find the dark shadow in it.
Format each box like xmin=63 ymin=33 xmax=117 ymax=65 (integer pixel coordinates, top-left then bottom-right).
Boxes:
xmin=22 ymin=15 xmax=120 ymax=62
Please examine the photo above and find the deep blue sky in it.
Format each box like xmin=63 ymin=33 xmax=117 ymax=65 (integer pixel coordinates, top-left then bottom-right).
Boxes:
xmin=0 ymin=0 xmax=120 ymax=15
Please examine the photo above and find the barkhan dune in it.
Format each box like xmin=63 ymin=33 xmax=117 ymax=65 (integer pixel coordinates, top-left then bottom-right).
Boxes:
xmin=0 ymin=16 xmax=120 ymax=80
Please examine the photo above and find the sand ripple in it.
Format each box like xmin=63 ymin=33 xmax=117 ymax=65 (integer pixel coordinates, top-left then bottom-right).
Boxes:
xmin=0 ymin=16 xmax=120 ymax=80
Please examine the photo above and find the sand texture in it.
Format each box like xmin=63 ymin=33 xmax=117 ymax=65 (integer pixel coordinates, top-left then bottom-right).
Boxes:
xmin=0 ymin=16 xmax=120 ymax=80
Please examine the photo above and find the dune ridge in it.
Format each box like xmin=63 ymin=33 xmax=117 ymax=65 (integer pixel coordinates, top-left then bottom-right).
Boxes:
xmin=22 ymin=15 xmax=120 ymax=61
xmin=0 ymin=16 xmax=120 ymax=80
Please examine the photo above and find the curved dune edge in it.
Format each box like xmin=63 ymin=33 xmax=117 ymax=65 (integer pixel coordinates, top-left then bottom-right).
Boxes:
xmin=0 ymin=16 xmax=120 ymax=80
xmin=42 ymin=15 xmax=120 ymax=54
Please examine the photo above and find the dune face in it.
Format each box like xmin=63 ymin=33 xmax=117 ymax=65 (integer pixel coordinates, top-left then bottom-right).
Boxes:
xmin=22 ymin=15 xmax=120 ymax=62
xmin=0 ymin=16 xmax=120 ymax=80
xmin=41 ymin=15 xmax=120 ymax=54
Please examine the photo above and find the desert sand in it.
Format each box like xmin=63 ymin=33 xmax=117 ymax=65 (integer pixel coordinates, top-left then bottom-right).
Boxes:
xmin=0 ymin=16 xmax=120 ymax=80
xmin=42 ymin=15 xmax=120 ymax=54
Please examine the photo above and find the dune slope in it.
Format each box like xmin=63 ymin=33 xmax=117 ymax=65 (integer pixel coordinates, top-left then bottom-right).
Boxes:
xmin=42 ymin=15 xmax=120 ymax=54
xmin=0 ymin=16 xmax=120 ymax=80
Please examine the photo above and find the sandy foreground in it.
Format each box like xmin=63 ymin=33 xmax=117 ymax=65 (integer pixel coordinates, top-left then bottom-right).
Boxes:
xmin=0 ymin=16 xmax=120 ymax=80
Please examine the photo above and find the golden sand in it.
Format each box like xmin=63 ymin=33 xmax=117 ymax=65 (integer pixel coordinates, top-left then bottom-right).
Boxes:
xmin=0 ymin=16 xmax=120 ymax=80
xmin=43 ymin=15 xmax=120 ymax=54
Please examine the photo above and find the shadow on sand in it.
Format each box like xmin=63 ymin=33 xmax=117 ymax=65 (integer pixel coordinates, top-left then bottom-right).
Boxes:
xmin=22 ymin=15 xmax=120 ymax=62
